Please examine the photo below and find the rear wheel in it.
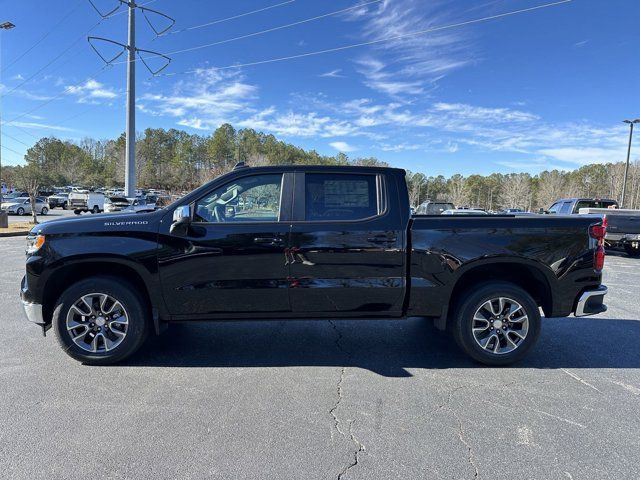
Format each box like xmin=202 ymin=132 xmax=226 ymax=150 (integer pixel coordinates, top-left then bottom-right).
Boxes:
xmin=62 ymin=202 xmax=68 ymax=210
xmin=53 ymin=277 xmax=149 ymax=365
xmin=451 ymin=282 xmax=541 ymax=366
xmin=624 ymin=243 xmax=640 ymax=258
xmin=41 ymin=207 xmax=48 ymax=215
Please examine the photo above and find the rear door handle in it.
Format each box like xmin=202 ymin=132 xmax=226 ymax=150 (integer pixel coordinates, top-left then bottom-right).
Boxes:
xmin=367 ymin=235 xmax=398 ymax=244
xmin=254 ymin=237 xmax=284 ymax=245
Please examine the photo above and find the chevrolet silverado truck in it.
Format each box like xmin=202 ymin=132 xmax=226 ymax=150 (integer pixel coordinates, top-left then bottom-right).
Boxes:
xmin=20 ymin=165 xmax=608 ymax=365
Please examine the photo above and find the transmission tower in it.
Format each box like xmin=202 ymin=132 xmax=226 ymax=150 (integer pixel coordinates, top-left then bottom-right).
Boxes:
xmin=87 ymin=0 xmax=174 ymax=197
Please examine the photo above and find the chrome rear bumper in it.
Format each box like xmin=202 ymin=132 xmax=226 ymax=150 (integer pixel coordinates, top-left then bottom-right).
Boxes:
xmin=575 ymin=286 xmax=608 ymax=317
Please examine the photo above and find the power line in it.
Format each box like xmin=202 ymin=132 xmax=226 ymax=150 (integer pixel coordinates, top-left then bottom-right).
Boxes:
xmin=1 ymin=143 xmax=24 ymax=157
xmin=0 ymin=0 xmax=84 ymax=74
xmin=1 ymin=21 xmax=103 ymax=99
xmin=123 ymin=0 xmax=384 ymax=64
xmin=4 ymin=65 xmax=109 ymax=125
xmin=0 ymin=0 xmax=159 ymax=100
xmin=164 ymin=0 xmax=296 ymax=36
xmin=162 ymin=0 xmax=573 ymax=77
xmin=1 ymin=129 xmax=31 ymax=147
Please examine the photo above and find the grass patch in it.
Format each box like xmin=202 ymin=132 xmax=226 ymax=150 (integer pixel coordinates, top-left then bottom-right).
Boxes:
xmin=0 ymin=222 xmax=36 ymax=235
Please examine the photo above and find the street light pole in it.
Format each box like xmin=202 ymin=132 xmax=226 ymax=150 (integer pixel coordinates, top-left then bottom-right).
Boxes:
xmin=622 ymin=119 xmax=640 ymax=209
xmin=0 ymin=21 xmax=16 ymax=214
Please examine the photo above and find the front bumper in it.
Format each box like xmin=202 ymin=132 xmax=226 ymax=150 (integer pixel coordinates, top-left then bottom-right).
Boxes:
xmin=22 ymin=299 xmax=44 ymax=324
xmin=575 ymin=285 xmax=607 ymax=317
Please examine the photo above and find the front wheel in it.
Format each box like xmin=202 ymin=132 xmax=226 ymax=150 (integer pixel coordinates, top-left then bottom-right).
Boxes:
xmin=52 ymin=277 xmax=149 ymax=365
xmin=62 ymin=202 xmax=68 ymax=210
xmin=624 ymin=243 xmax=640 ymax=258
xmin=451 ymin=282 xmax=541 ymax=366
xmin=92 ymin=206 xmax=100 ymax=214
xmin=41 ymin=207 xmax=48 ymax=215
xmin=16 ymin=207 xmax=25 ymax=215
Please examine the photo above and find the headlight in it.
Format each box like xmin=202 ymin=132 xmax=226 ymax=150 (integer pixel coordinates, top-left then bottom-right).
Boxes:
xmin=26 ymin=234 xmax=45 ymax=255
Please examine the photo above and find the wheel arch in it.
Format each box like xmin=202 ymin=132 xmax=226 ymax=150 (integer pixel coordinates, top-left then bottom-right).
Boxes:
xmin=41 ymin=259 xmax=163 ymax=331
xmin=438 ymin=259 xmax=555 ymax=330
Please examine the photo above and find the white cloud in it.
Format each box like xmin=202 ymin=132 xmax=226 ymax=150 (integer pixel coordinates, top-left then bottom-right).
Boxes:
xmin=538 ymin=147 xmax=625 ymax=165
xmin=346 ymin=0 xmax=473 ymax=97
xmin=238 ymin=109 xmax=359 ymax=138
xmin=66 ymin=79 xmax=117 ymax=103
xmin=432 ymin=102 xmax=540 ymax=123
xmin=329 ymin=141 xmax=356 ymax=152
xmin=319 ymin=69 xmax=345 ymax=78
xmin=9 ymin=121 xmax=75 ymax=132
xmin=141 ymin=68 xmax=257 ymax=130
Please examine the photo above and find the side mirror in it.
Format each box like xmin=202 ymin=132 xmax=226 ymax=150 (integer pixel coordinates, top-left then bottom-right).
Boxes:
xmin=170 ymin=205 xmax=191 ymax=235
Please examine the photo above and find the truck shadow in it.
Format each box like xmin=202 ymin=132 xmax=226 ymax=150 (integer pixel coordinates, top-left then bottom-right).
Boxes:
xmin=123 ymin=316 xmax=640 ymax=376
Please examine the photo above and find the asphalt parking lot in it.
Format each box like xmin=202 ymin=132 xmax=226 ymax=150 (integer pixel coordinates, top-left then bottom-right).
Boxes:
xmin=1 ymin=235 xmax=639 ymax=480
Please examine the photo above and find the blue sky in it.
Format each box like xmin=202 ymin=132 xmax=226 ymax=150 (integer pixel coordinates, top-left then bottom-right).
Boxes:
xmin=1 ymin=0 xmax=638 ymax=176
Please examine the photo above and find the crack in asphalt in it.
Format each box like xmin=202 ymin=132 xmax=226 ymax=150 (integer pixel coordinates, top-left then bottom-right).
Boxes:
xmin=432 ymin=385 xmax=479 ymax=478
xmin=453 ymin=412 xmax=479 ymax=479
xmin=328 ymin=320 xmax=366 ymax=480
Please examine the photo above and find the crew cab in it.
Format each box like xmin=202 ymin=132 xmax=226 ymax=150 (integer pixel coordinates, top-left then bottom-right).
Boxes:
xmin=20 ymin=165 xmax=608 ymax=365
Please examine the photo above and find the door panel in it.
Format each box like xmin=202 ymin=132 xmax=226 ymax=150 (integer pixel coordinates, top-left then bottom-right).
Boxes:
xmin=158 ymin=172 xmax=292 ymax=317
xmin=288 ymin=172 xmax=406 ymax=315
xmin=158 ymin=224 xmax=291 ymax=315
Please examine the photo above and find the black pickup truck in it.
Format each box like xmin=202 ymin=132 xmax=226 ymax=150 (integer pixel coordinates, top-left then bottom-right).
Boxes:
xmin=20 ymin=165 xmax=608 ymax=365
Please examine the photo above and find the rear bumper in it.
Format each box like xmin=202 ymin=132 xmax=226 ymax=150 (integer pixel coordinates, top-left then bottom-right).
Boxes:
xmin=575 ymin=285 xmax=607 ymax=317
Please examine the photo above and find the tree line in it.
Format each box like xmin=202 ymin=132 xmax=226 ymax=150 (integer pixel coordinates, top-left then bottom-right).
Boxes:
xmin=4 ymin=123 xmax=640 ymax=211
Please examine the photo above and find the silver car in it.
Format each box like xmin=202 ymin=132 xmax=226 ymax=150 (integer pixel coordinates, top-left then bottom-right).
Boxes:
xmin=1 ymin=196 xmax=50 ymax=215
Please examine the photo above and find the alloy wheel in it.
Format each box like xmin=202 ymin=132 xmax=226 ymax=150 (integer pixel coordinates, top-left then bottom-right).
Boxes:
xmin=471 ymin=297 xmax=529 ymax=355
xmin=65 ymin=293 xmax=129 ymax=353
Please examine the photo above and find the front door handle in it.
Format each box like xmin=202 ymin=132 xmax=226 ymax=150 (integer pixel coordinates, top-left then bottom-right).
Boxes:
xmin=254 ymin=237 xmax=284 ymax=245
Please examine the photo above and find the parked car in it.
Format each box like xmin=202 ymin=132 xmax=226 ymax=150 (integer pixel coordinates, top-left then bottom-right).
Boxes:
xmin=577 ymin=207 xmax=640 ymax=257
xmin=2 ymin=196 xmax=49 ymax=215
xmin=47 ymin=193 xmax=69 ymax=210
xmin=69 ymin=191 xmax=105 ymax=214
xmin=441 ymin=208 xmax=488 ymax=215
xmin=103 ymin=196 xmax=131 ymax=213
xmin=21 ymin=164 xmax=607 ymax=366
xmin=547 ymin=198 xmax=618 ymax=215
xmin=120 ymin=197 xmax=157 ymax=214
xmin=415 ymin=200 xmax=455 ymax=215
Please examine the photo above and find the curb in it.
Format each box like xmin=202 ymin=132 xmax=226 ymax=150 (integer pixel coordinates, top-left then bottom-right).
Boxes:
xmin=0 ymin=231 xmax=30 ymax=238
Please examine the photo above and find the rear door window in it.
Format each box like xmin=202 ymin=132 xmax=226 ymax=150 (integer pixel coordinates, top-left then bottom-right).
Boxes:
xmin=305 ymin=173 xmax=379 ymax=221
xmin=558 ymin=201 xmax=573 ymax=214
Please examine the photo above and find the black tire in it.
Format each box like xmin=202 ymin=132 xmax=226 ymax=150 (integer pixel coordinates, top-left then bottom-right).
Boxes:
xmin=41 ymin=207 xmax=48 ymax=215
xmin=624 ymin=244 xmax=640 ymax=258
xmin=62 ymin=202 xmax=68 ymax=210
xmin=451 ymin=282 xmax=541 ymax=366
xmin=52 ymin=276 xmax=149 ymax=365
xmin=92 ymin=205 xmax=100 ymax=214
xmin=16 ymin=207 xmax=25 ymax=215
xmin=74 ymin=209 xmax=80 ymax=215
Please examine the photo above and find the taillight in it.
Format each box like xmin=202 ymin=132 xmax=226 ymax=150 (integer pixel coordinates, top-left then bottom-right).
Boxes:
xmin=590 ymin=215 xmax=607 ymax=271
xmin=594 ymin=246 xmax=605 ymax=271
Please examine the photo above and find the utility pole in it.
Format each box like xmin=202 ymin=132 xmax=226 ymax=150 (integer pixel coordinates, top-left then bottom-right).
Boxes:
xmin=125 ymin=2 xmax=136 ymax=198
xmin=622 ymin=119 xmax=640 ymax=208
xmin=87 ymin=1 xmax=173 ymax=198
xmin=0 ymin=21 xmax=16 ymax=215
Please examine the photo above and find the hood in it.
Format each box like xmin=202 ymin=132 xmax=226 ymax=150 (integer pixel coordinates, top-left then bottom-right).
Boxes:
xmin=2 ymin=201 xmax=23 ymax=208
xmin=31 ymin=209 xmax=167 ymax=236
